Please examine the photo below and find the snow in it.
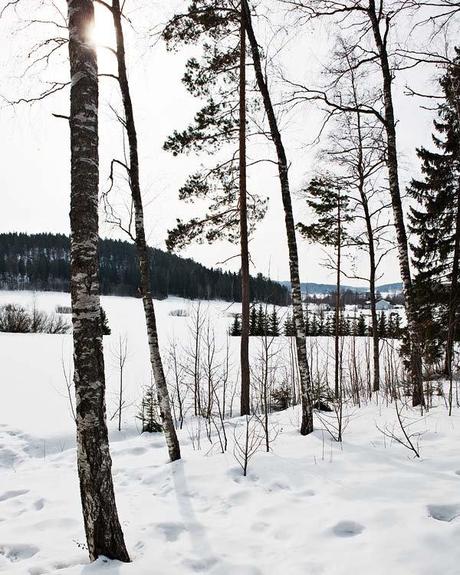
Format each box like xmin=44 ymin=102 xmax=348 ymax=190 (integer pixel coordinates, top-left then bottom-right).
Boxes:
xmin=1 ymin=291 xmax=460 ymax=574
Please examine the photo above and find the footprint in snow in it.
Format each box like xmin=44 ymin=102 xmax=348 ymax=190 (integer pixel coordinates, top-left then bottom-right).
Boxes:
xmin=0 ymin=490 xmax=29 ymax=503
xmin=0 ymin=543 xmax=39 ymax=563
xmin=427 ymin=503 xmax=460 ymax=522
xmin=33 ymin=498 xmax=45 ymax=511
xmin=156 ymin=522 xmax=187 ymax=542
xmin=331 ymin=521 xmax=365 ymax=538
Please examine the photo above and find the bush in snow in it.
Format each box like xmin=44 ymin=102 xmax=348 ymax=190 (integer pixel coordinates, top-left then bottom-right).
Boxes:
xmin=0 ymin=304 xmax=70 ymax=334
xmin=169 ymin=308 xmax=189 ymax=317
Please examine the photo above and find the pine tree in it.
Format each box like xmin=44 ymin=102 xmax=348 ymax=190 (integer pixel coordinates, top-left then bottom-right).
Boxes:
xmin=298 ymin=175 xmax=352 ymax=398
xmin=163 ymin=0 xmax=266 ymax=417
xmin=408 ymin=48 xmax=460 ymax=375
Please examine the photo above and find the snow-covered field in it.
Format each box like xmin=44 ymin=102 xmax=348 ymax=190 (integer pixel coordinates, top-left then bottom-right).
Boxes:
xmin=1 ymin=291 xmax=460 ymax=575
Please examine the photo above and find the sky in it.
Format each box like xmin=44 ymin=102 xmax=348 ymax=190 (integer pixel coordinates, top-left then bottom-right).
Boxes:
xmin=0 ymin=0 xmax=450 ymax=286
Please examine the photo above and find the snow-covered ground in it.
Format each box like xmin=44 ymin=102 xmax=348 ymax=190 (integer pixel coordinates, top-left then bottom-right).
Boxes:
xmin=1 ymin=291 xmax=459 ymax=575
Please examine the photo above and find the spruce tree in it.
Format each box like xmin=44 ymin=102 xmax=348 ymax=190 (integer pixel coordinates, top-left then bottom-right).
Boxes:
xmin=230 ymin=313 xmax=242 ymax=336
xmin=408 ymin=48 xmax=460 ymax=374
xmin=378 ymin=312 xmax=387 ymax=339
xmin=284 ymin=313 xmax=296 ymax=336
xmin=269 ymin=306 xmax=280 ymax=337
xmin=250 ymin=305 xmax=257 ymax=336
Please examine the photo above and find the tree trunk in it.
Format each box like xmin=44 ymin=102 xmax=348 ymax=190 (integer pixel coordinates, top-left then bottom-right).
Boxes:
xmin=68 ymin=0 xmax=129 ymax=562
xmin=445 ymin=88 xmax=460 ymax=383
xmin=239 ymin=8 xmax=251 ymax=416
xmin=242 ymin=0 xmax=313 ymax=434
xmin=368 ymin=1 xmax=424 ymax=406
xmin=111 ymin=0 xmax=180 ymax=460
xmin=355 ymin=109 xmax=380 ymax=393
xmin=335 ymin=195 xmax=341 ymax=399
xmin=445 ymin=184 xmax=460 ymax=396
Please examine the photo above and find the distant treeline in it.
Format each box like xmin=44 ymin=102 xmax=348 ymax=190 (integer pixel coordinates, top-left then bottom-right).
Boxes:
xmin=0 ymin=233 xmax=290 ymax=305
xmin=230 ymin=306 xmax=402 ymax=339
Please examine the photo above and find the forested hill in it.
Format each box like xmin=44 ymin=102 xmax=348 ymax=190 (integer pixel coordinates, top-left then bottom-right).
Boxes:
xmin=0 ymin=233 xmax=289 ymax=305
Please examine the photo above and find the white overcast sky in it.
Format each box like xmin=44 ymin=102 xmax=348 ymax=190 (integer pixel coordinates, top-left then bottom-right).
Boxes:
xmin=0 ymin=0 xmax=454 ymax=285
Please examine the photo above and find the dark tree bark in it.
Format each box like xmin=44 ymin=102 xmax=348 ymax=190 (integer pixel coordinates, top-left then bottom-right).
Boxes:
xmin=446 ymin=183 xmax=460 ymax=411
xmin=242 ymin=0 xmax=314 ymax=435
xmin=445 ymin=89 xmax=460 ymax=386
xmin=353 ymin=106 xmax=380 ymax=393
xmin=361 ymin=183 xmax=380 ymax=393
xmin=111 ymin=0 xmax=181 ymax=460
xmin=335 ymin=194 xmax=341 ymax=400
xmin=239 ymin=7 xmax=251 ymax=416
xmin=367 ymin=0 xmax=424 ymax=406
xmin=67 ymin=0 xmax=129 ymax=563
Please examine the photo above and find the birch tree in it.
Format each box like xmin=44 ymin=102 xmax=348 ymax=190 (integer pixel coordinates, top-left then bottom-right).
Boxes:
xmin=242 ymin=0 xmax=314 ymax=435
xmin=67 ymin=0 xmax=129 ymax=562
xmin=103 ymin=0 xmax=181 ymax=461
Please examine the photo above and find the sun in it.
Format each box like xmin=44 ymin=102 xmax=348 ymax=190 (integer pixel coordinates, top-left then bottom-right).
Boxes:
xmin=89 ymin=4 xmax=116 ymax=51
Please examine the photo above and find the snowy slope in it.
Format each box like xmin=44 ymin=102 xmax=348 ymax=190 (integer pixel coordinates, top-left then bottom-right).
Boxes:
xmin=1 ymin=291 xmax=459 ymax=575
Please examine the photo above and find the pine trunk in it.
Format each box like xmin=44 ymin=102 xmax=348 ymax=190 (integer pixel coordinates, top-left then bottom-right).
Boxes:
xmin=112 ymin=0 xmax=180 ymax=460
xmin=68 ymin=0 xmax=129 ymax=562
xmin=242 ymin=0 xmax=313 ymax=434
xmin=239 ymin=9 xmax=251 ymax=416
xmin=368 ymin=2 xmax=424 ymax=406
xmin=335 ymin=196 xmax=341 ymax=399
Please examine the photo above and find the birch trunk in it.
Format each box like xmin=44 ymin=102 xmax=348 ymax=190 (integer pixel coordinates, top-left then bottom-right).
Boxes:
xmin=368 ymin=1 xmax=424 ymax=406
xmin=242 ymin=0 xmax=313 ymax=434
xmin=111 ymin=0 xmax=180 ymax=460
xmin=239 ymin=8 xmax=251 ymax=416
xmin=68 ymin=0 xmax=129 ymax=562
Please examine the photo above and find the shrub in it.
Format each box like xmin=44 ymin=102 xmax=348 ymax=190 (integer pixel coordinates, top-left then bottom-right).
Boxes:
xmin=0 ymin=304 xmax=32 ymax=333
xmin=169 ymin=309 xmax=189 ymax=317
xmin=0 ymin=303 xmax=70 ymax=334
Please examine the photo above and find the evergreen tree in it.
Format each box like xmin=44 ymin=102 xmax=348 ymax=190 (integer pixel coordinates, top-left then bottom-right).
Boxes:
xmin=377 ymin=312 xmax=387 ymax=339
xmin=284 ymin=313 xmax=296 ymax=336
xmin=100 ymin=308 xmax=111 ymax=336
xmin=256 ymin=304 xmax=266 ymax=336
xmin=137 ymin=386 xmax=163 ymax=433
xmin=269 ymin=306 xmax=280 ymax=336
xmin=408 ymin=48 xmax=460 ymax=373
xmin=162 ymin=0 xmax=267 ymax=417
xmin=250 ymin=305 xmax=257 ymax=336
xmin=355 ymin=313 xmax=367 ymax=337
xmin=230 ymin=313 xmax=242 ymax=336
xmin=310 ymin=314 xmax=318 ymax=336
xmin=298 ymin=175 xmax=352 ymax=398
